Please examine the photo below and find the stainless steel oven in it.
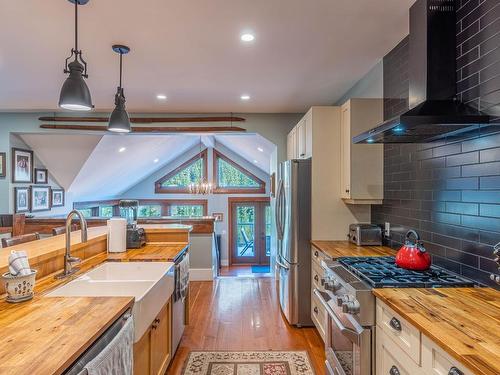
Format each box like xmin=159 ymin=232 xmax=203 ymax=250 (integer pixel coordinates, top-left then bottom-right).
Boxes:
xmin=314 ymin=289 xmax=373 ymax=375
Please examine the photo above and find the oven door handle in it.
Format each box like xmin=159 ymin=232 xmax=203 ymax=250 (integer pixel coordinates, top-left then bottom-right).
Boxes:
xmin=314 ymin=289 xmax=361 ymax=344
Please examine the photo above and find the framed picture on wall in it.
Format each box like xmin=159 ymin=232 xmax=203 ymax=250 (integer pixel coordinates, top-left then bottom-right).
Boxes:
xmin=51 ymin=188 xmax=65 ymax=207
xmin=11 ymin=148 xmax=33 ymax=183
xmin=0 ymin=152 xmax=6 ymax=178
xmin=14 ymin=187 xmax=30 ymax=213
xmin=30 ymin=186 xmax=50 ymax=212
xmin=34 ymin=168 xmax=48 ymax=184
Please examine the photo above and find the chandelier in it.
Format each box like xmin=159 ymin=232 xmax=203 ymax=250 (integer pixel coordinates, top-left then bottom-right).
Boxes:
xmin=188 ymin=181 xmax=213 ymax=195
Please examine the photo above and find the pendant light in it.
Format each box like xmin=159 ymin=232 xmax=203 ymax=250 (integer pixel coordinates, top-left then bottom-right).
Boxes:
xmin=59 ymin=0 xmax=93 ymax=111
xmin=188 ymin=137 xmax=213 ymax=195
xmin=108 ymin=45 xmax=131 ymax=133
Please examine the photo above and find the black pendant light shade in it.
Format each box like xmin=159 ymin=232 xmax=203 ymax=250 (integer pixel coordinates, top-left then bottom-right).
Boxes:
xmin=59 ymin=0 xmax=93 ymax=111
xmin=108 ymin=45 xmax=131 ymax=133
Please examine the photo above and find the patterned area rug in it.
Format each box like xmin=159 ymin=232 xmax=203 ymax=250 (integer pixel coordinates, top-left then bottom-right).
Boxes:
xmin=182 ymin=351 xmax=315 ymax=375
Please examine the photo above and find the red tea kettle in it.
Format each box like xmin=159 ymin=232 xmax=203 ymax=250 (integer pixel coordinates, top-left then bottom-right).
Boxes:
xmin=395 ymin=230 xmax=431 ymax=271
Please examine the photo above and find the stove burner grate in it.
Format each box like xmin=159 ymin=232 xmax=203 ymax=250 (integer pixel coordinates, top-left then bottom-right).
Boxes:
xmin=338 ymin=256 xmax=477 ymax=288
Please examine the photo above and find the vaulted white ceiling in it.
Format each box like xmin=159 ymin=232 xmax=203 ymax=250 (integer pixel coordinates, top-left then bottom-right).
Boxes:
xmin=18 ymin=133 xmax=273 ymax=201
xmin=0 ymin=0 xmax=414 ymax=113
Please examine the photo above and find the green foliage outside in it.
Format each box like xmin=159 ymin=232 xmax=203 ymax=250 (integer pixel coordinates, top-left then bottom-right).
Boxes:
xmin=161 ymin=158 xmax=203 ymax=187
xmin=138 ymin=205 xmax=161 ymax=217
xmin=100 ymin=206 xmax=113 ymax=217
xmin=218 ymin=159 xmax=259 ymax=188
xmin=79 ymin=208 xmax=93 ymax=218
xmin=171 ymin=205 xmax=203 ymax=217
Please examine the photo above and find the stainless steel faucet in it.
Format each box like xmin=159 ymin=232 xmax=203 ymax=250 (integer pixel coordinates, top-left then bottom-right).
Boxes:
xmin=55 ymin=210 xmax=88 ymax=279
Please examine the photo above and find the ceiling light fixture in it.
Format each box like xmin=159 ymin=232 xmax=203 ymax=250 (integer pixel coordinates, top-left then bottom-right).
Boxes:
xmin=188 ymin=137 xmax=213 ymax=195
xmin=156 ymin=94 xmax=167 ymax=100
xmin=119 ymin=147 xmax=126 ymax=153
xmin=59 ymin=0 xmax=93 ymax=111
xmin=257 ymin=147 xmax=264 ymax=152
xmin=153 ymin=158 xmax=159 ymax=163
xmin=240 ymin=94 xmax=251 ymax=101
xmin=253 ymin=160 xmax=258 ymax=164
xmin=241 ymin=33 xmax=255 ymax=42
xmin=108 ymin=45 xmax=131 ymax=133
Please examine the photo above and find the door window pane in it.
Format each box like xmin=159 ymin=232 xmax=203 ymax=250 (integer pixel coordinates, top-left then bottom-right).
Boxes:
xmin=236 ymin=206 xmax=255 ymax=257
xmin=265 ymin=206 xmax=271 ymax=257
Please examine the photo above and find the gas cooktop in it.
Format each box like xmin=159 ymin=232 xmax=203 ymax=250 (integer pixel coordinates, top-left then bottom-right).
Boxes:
xmin=338 ymin=256 xmax=477 ymax=288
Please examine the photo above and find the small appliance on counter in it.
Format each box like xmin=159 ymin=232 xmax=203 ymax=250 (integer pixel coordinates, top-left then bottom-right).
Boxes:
xmin=348 ymin=224 xmax=382 ymax=246
xmin=119 ymin=200 xmax=146 ymax=249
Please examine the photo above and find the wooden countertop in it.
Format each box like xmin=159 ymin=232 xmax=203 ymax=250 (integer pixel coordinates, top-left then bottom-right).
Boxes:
xmin=311 ymin=240 xmax=395 ymax=259
xmin=0 ymin=295 xmax=133 ymax=375
xmin=139 ymin=224 xmax=193 ymax=232
xmin=373 ymin=288 xmax=500 ymax=375
xmin=0 ymin=239 xmax=188 ymax=374
xmin=108 ymin=243 xmax=189 ymax=263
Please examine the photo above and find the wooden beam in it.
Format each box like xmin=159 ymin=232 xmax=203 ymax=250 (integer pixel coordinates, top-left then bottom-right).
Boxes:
xmin=39 ymin=124 xmax=246 ymax=133
xmin=38 ymin=116 xmax=245 ymax=123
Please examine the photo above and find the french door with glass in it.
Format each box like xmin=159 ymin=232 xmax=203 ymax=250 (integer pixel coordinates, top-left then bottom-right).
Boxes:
xmin=229 ymin=198 xmax=271 ymax=265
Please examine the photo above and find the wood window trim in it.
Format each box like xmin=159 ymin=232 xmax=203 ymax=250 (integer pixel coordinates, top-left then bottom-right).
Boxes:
xmin=213 ymin=149 xmax=266 ymax=194
xmin=227 ymin=197 xmax=271 ymax=266
xmin=155 ymin=149 xmax=208 ymax=194
xmin=73 ymin=198 xmax=208 ymax=217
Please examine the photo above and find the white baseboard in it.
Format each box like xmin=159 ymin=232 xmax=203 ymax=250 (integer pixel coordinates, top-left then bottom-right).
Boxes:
xmin=220 ymin=259 xmax=229 ymax=267
xmin=189 ymin=268 xmax=214 ymax=281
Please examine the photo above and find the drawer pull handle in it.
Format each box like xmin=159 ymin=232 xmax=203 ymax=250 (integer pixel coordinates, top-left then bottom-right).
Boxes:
xmin=313 ymin=307 xmax=319 ymax=314
xmin=448 ymin=367 xmax=464 ymax=375
xmin=314 ymin=275 xmax=319 ymax=282
xmin=389 ymin=317 xmax=402 ymax=331
xmin=314 ymin=251 xmax=319 ymax=258
xmin=389 ymin=365 xmax=400 ymax=375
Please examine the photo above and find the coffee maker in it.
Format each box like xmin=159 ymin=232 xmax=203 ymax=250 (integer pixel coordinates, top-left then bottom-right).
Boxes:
xmin=119 ymin=200 xmax=146 ymax=248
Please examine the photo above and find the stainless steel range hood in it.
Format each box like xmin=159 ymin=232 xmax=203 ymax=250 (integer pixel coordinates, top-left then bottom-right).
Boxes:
xmin=353 ymin=0 xmax=491 ymax=144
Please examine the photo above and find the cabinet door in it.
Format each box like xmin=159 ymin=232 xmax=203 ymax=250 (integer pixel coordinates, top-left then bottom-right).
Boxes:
xmin=377 ymin=329 xmax=424 ymax=375
xmin=151 ymin=299 xmax=172 ymax=375
xmin=304 ymin=114 xmax=312 ymax=158
xmin=287 ymin=129 xmax=296 ymax=160
xmin=134 ymin=328 xmax=152 ymax=375
xmin=340 ymin=104 xmax=351 ymax=199
xmin=297 ymin=120 xmax=307 ymax=159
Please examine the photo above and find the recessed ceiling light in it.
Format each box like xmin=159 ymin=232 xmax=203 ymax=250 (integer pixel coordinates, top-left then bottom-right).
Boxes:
xmin=241 ymin=33 xmax=255 ymax=42
xmin=153 ymin=158 xmax=159 ymax=163
xmin=257 ymin=147 xmax=264 ymax=152
xmin=156 ymin=94 xmax=167 ymax=100
xmin=118 ymin=147 xmax=126 ymax=152
xmin=241 ymin=94 xmax=251 ymax=101
xmin=253 ymin=160 xmax=258 ymax=164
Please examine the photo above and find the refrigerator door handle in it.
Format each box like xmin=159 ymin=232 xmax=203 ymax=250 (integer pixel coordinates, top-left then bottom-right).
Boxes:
xmin=276 ymin=257 xmax=290 ymax=270
xmin=275 ymin=179 xmax=284 ymax=240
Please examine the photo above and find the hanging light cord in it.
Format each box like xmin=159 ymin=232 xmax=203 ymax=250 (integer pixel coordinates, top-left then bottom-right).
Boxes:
xmin=74 ymin=1 xmax=78 ymax=53
xmin=119 ymin=52 xmax=123 ymax=89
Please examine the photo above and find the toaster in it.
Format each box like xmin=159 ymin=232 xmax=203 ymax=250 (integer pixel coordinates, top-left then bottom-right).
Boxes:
xmin=348 ymin=224 xmax=382 ymax=246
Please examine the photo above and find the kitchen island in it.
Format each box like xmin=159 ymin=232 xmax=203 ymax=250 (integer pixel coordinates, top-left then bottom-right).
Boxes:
xmin=0 ymin=225 xmax=190 ymax=375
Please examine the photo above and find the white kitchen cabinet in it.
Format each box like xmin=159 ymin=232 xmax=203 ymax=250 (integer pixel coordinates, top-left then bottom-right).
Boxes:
xmin=287 ymin=127 xmax=297 ymax=160
xmin=339 ymin=99 xmax=384 ymax=204
xmin=376 ymin=299 xmax=474 ymax=375
xmin=287 ymin=112 xmax=312 ymax=160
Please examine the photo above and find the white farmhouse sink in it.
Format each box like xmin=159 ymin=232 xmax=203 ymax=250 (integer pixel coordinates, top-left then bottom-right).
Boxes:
xmin=47 ymin=262 xmax=175 ymax=342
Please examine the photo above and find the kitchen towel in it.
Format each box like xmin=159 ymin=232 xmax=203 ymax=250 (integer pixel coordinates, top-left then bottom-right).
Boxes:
xmin=8 ymin=250 xmax=31 ymax=276
xmin=107 ymin=218 xmax=127 ymax=253
xmin=80 ymin=316 xmax=134 ymax=375
xmin=174 ymin=253 xmax=190 ymax=302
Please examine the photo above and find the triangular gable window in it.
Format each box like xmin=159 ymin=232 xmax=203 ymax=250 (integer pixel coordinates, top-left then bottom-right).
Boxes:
xmin=155 ymin=149 xmax=207 ymax=193
xmin=214 ymin=150 xmax=266 ymax=194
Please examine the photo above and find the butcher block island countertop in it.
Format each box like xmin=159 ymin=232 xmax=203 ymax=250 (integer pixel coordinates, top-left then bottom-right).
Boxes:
xmin=311 ymin=240 xmax=395 ymax=258
xmin=0 ymin=296 xmax=134 ymax=375
xmin=108 ymin=242 xmax=189 ymax=262
xmin=374 ymin=287 xmax=500 ymax=375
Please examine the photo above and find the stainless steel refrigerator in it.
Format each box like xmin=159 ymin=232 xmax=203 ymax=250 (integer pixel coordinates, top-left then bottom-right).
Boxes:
xmin=275 ymin=159 xmax=312 ymax=327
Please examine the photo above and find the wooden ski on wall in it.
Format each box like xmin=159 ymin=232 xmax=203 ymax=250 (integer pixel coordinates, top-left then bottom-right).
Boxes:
xmin=39 ymin=124 xmax=247 ymax=133
xmin=38 ymin=116 xmax=246 ymax=123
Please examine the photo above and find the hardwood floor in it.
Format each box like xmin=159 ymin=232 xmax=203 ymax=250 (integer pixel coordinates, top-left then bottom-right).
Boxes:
xmin=219 ymin=265 xmax=273 ymax=277
xmin=167 ymin=278 xmax=326 ymax=374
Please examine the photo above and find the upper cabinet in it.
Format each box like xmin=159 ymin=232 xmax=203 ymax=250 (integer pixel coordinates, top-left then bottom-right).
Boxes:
xmin=287 ymin=111 xmax=312 ymax=160
xmin=339 ymin=99 xmax=384 ymax=204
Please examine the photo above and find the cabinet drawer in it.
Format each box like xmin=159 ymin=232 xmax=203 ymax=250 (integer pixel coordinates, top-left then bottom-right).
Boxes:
xmin=421 ymin=335 xmax=473 ymax=375
xmin=311 ymin=260 xmax=324 ymax=290
xmin=311 ymin=291 xmax=327 ymax=342
xmin=376 ymin=300 xmax=421 ymax=366
xmin=376 ymin=328 xmax=424 ymax=375
xmin=311 ymin=246 xmax=328 ymax=268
